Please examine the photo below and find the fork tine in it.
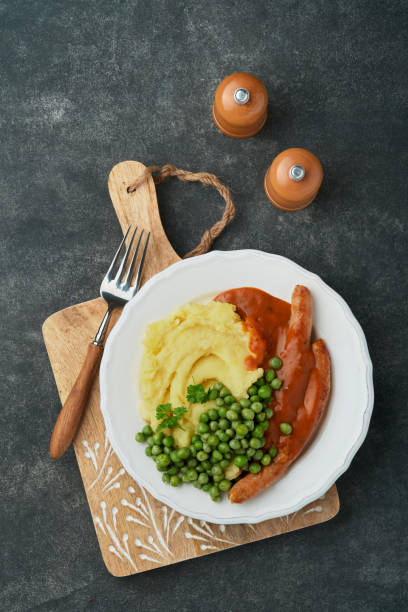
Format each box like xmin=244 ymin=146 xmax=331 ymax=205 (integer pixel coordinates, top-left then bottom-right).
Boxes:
xmin=132 ymin=232 xmax=150 ymax=295
xmin=115 ymin=226 xmax=137 ymax=284
xmin=106 ymin=226 xmax=131 ymax=281
xmin=123 ymin=229 xmax=144 ymax=289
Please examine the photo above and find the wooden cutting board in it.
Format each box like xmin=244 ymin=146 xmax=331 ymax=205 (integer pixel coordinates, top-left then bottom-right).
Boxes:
xmin=43 ymin=161 xmax=339 ymax=577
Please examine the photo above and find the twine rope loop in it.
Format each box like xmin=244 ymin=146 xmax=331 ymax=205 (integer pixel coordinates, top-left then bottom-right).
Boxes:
xmin=127 ymin=164 xmax=235 ymax=258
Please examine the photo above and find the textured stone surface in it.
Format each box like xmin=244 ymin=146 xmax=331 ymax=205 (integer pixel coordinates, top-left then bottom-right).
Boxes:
xmin=1 ymin=1 xmax=407 ymax=610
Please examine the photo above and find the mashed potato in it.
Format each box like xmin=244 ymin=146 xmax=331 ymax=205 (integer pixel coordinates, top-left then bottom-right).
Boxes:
xmin=139 ymin=302 xmax=263 ymax=446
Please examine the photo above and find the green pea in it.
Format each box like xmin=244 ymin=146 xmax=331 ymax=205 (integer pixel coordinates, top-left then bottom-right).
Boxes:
xmin=168 ymin=466 xmax=178 ymax=475
xmin=250 ymin=396 xmax=261 ymax=406
xmin=256 ymin=412 xmax=266 ymax=422
xmin=198 ymin=472 xmax=209 ymax=485
xmin=200 ymin=412 xmax=209 ymax=423
xmin=248 ymin=385 xmax=258 ymax=396
xmin=157 ymin=453 xmax=170 ymax=466
xmin=215 ymin=397 xmax=225 ymax=407
xmin=220 ymin=459 xmax=230 ymax=469
xmin=178 ymin=447 xmax=190 ymax=460
xmin=265 ymin=368 xmax=276 ymax=382
xmin=163 ymin=435 xmax=174 ymax=448
xmin=242 ymin=408 xmax=255 ymax=420
xmin=249 ymin=438 xmax=262 ymax=449
xmin=219 ymin=479 xmax=231 ymax=492
xmin=226 ymin=428 xmax=235 ymax=438
xmin=254 ymin=449 xmax=264 ymax=461
xmin=175 ymin=460 xmax=185 ymax=468
xmin=212 ymin=450 xmax=223 ymax=463
xmin=246 ymin=448 xmax=256 ymax=458
xmin=249 ymin=462 xmax=262 ymax=474
xmin=203 ymin=443 xmax=212 ymax=453
xmin=213 ymin=474 xmax=224 ymax=483
xmin=223 ymin=395 xmax=234 ymax=405
xmin=261 ymin=454 xmax=271 ymax=466
xmin=229 ymin=439 xmax=241 ymax=450
xmin=181 ymin=466 xmax=188 ymax=474
xmin=157 ymin=463 xmax=169 ymax=472
xmin=207 ymin=435 xmax=218 ymax=447
xmin=198 ymin=422 xmax=209 ymax=434
xmin=218 ymin=406 xmax=228 ymax=418
xmin=235 ymin=424 xmax=248 ymax=437
xmin=170 ymin=451 xmax=180 ymax=462
xmin=170 ymin=475 xmax=181 ymax=486
xmin=218 ymin=442 xmax=230 ymax=455
xmin=271 ymin=378 xmax=282 ymax=390
xmin=251 ymin=401 xmax=263 ymax=413
xmin=234 ymin=455 xmax=248 ymax=468
xmin=135 ymin=432 xmax=145 ymax=443
xmin=217 ymin=431 xmax=229 ymax=442
xmin=231 ymin=421 xmax=241 ymax=430
xmin=146 ymin=436 xmax=155 ymax=446
xmin=240 ymin=398 xmax=251 ymax=409
xmin=201 ymin=432 xmax=210 ymax=440
xmin=151 ymin=445 xmax=162 ymax=456
xmin=261 ymin=421 xmax=270 ymax=432
xmin=244 ymin=420 xmax=255 ymax=431
xmin=269 ymin=357 xmax=282 ymax=369
xmin=230 ymin=402 xmax=241 ymax=412
xmin=218 ymin=418 xmax=229 ymax=430
xmin=280 ymin=422 xmax=292 ymax=435
xmin=209 ymin=388 xmax=218 ymax=401
xmin=192 ymin=434 xmax=200 ymax=443
xmin=142 ymin=424 xmax=153 ymax=436
xmin=163 ymin=447 xmax=171 ymax=456
xmin=182 ymin=473 xmax=190 ymax=483
xmin=265 ymin=408 xmax=274 ymax=418
xmin=212 ymin=464 xmax=223 ymax=476
xmin=211 ymin=495 xmax=221 ymax=502
xmin=208 ymin=408 xmax=218 ymax=420
xmin=162 ymin=472 xmax=171 ymax=483
xmin=224 ymin=452 xmax=232 ymax=460
xmin=219 ymin=387 xmax=230 ymax=398
xmin=258 ymin=385 xmax=272 ymax=399
xmin=202 ymin=483 xmax=211 ymax=492
xmin=153 ymin=432 xmax=164 ymax=444
xmin=226 ymin=409 xmax=239 ymax=421
xmin=269 ymin=446 xmax=278 ymax=458
xmin=145 ymin=446 xmax=152 ymax=457
xmin=193 ymin=480 xmax=202 ymax=489
xmin=253 ymin=425 xmax=265 ymax=439
xmin=214 ymin=382 xmax=223 ymax=391
xmin=196 ymin=464 xmax=204 ymax=473
xmin=209 ymin=421 xmax=218 ymax=432
xmin=194 ymin=439 xmax=203 ymax=450
xmin=187 ymin=469 xmax=198 ymax=481
xmin=187 ymin=458 xmax=198 ymax=468
xmin=240 ymin=439 xmax=249 ymax=449
xmin=201 ymin=460 xmax=211 ymax=471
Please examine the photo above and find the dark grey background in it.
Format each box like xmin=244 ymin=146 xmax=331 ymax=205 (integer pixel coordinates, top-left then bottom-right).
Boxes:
xmin=1 ymin=1 xmax=407 ymax=610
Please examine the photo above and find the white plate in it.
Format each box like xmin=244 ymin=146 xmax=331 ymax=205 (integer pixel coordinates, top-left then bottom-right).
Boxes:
xmin=100 ymin=250 xmax=373 ymax=524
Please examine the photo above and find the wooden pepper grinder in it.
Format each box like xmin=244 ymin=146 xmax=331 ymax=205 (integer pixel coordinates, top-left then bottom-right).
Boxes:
xmin=264 ymin=147 xmax=323 ymax=211
xmin=212 ymin=72 xmax=268 ymax=138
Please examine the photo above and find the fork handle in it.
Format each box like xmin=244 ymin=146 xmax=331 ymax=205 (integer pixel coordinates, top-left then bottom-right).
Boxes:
xmin=49 ymin=343 xmax=103 ymax=459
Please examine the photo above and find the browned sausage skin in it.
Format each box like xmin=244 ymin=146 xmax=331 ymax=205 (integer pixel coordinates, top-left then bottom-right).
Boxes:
xmin=228 ymin=286 xmax=331 ymax=504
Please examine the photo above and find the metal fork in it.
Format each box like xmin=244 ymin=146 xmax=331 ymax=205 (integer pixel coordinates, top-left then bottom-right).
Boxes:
xmin=50 ymin=226 xmax=150 ymax=459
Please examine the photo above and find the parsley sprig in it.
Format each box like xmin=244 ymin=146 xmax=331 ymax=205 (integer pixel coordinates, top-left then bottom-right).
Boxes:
xmin=155 ymin=403 xmax=187 ymax=432
xmin=186 ymin=383 xmax=209 ymax=404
